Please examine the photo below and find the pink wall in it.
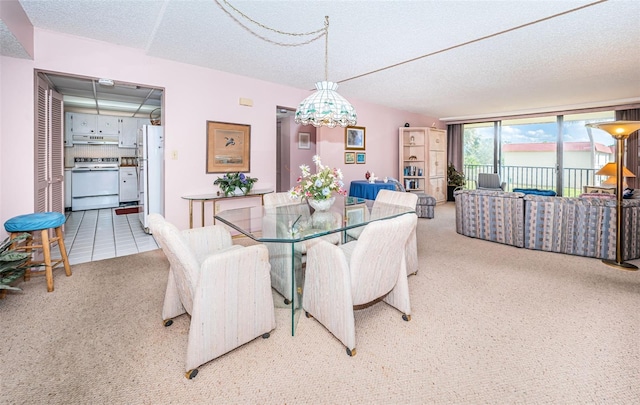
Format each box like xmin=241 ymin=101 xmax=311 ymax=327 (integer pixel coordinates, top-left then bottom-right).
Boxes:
xmin=0 ymin=27 xmax=440 ymax=235
xmin=289 ymin=120 xmax=317 ymax=189
xmin=0 ymin=0 xmax=34 ymax=58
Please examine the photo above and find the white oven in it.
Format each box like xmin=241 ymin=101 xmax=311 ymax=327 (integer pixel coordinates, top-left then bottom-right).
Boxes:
xmin=71 ymin=157 xmax=120 ymax=211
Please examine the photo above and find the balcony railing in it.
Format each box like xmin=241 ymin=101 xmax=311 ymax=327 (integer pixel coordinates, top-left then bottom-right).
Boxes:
xmin=462 ymin=164 xmax=608 ymax=197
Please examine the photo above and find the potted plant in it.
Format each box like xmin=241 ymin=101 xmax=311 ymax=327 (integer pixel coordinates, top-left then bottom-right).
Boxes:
xmin=447 ymin=163 xmax=465 ymax=202
xmin=1 ymin=233 xmax=31 ymax=297
xmin=214 ymin=172 xmax=258 ymax=196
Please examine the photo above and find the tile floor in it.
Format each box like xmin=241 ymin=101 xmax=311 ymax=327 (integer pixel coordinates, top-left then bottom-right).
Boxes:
xmin=57 ymin=208 xmax=159 ymax=265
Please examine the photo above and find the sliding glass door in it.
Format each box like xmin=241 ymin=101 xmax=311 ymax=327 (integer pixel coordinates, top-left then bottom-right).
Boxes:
xmin=462 ymin=110 xmax=615 ymax=196
xmin=463 ymin=122 xmax=496 ymax=188
xmin=501 ymin=116 xmax=558 ymax=193
xmin=561 ymin=111 xmax=615 ymax=196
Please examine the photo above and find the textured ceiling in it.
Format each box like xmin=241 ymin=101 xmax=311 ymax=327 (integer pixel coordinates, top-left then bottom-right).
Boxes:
xmin=5 ymin=0 xmax=640 ymax=120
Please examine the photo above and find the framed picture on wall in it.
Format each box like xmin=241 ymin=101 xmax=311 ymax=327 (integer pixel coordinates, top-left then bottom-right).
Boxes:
xmin=345 ymin=152 xmax=355 ymax=164
xmin=345 ymin=126 xmax=366 ymax=150
xmin=206 ymin=121 xmax=251 ymax=173
xmin=356 ymin=152 xmax=366 ymax=164
xmin=298 ymin=132 xmax=310 ymax=149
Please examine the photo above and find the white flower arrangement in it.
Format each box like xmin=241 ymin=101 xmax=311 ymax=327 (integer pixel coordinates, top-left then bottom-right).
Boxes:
xmin=289 ymin=155 xmax=347 ymax=201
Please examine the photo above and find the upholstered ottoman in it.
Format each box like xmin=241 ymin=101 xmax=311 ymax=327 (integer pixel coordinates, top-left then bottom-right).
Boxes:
xmin=415 ymin=193 xmax=436 ymax=219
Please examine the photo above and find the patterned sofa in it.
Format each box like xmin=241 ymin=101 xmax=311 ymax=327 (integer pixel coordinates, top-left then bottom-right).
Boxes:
xmin=454 ymin=189 xmax=640 ymax=260
xmin=454 ymin=189 xmax=525 ymax=248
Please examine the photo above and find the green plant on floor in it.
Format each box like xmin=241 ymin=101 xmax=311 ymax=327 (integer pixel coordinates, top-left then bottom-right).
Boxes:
xmin=0 ymin=233 xmax=30 ymax=292
xmin=447 ymin=163 xmax=466 ymax=187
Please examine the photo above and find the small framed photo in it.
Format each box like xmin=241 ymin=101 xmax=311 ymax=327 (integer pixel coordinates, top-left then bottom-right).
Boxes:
xmin=345 ymin=152 xmax=355 ymax=164
xmin=345 ymin=126 xmax=366 ymax=150
xmin=298 ymin=132 xmax=310 ymax=149
xmin=345 ymin=204 xmax=367 ymax=226
xmin=356 ymin=152 xmax=366 ymax=164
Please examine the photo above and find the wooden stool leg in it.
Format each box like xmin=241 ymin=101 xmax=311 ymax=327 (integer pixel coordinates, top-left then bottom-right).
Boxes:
xmin=11 ymin=232 xmax=33 ymax=281
xmin=55 ymin=227 xmax=72 ymax=277
xmin=41 ymin=229 xmax=54 ymax=292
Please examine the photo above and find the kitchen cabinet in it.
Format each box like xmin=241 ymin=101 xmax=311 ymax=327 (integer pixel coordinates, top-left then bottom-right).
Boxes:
xmin=119 ymin=167 xmax=138 ymax=203
xmin=119 ymin=117 xmax=151 ymax=148
xmin=97 ymin=115 xmax=119 ymax=135
xmin=64 ymin=115 xmax=74 ymax=147
xmin=137 ymin=118 xmax=151 ymax=129
xmin=66 ymin=112 xmax=97 ymax=136
xmin=64 ymin=169 xmax=72 ymax=208
xmin=398 ymin=127 xmax=447 ymax=203
xmin=119 ymin=117 xmax=138 ymax=148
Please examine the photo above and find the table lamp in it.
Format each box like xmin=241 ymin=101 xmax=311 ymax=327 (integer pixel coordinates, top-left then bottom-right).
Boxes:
xmin=596 ymin=162 xmax=635 ymax=188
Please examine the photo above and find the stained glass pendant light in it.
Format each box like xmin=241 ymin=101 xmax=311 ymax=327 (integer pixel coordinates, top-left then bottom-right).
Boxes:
xmin=295 ymin=17 xmax=357 ymax=128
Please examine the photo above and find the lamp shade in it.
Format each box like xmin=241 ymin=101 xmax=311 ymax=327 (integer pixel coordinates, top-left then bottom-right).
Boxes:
xmin=294 ymin=81 xmax=357 ymax=128
xmin=595 ymin=162 xmax=636 ymax=177
xmin=586 ymin=121 xmax=640 ymax=140
xmin=601 ymin=177 xmax=630 ymax=187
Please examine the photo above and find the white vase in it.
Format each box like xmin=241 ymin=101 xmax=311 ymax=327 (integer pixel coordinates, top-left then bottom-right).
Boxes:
xmin=308 ymin=196 xmax=335 ymax=212
xmin=225 ymin=187 xmax=245 ymax=196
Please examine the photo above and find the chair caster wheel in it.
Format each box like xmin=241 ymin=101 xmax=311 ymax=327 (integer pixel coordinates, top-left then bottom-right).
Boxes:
xmin=284 ymin=298 xmax=291 ymax=305
xmin=402 ymin=314 xmax=411 ymax=322
xmin=262 ymin=332 xmax=270 ymax=339
xmin=346 ymin=347 xmax=357 ymax=357
xmin=163 ymin=319 xmax=173 ymax=327
xmin=305 ymin=311 xmax=312 ymax=318
xmin=185 ymin=369 xmax=198 ymax=379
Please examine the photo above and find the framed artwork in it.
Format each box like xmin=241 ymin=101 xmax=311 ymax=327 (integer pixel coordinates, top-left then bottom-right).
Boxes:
xmin=356 ymin=152 xmax=366 ymax=164
xmin=298 ymin=132 xmax=310 ymax=149
xmin=345 ymin=204 xmax=367 ymax=226
xmin=345 ymin=126 xmax=366 ymax=150
xmin=345 ymin=152 xmax=355 ymax=164
xmin=206 ymin=121 xmax=251 ymax=173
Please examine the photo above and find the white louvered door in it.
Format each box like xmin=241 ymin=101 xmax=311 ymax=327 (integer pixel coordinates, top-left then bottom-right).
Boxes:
xmin=49 ymin=89 xmax=64 ymax=214
xmin=34 ymin=75 xmax=64 ymax=214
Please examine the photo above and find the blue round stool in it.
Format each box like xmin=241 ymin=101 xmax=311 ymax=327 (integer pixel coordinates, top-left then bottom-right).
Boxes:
xmin=4 ymin=212 xmax=72 ymax=293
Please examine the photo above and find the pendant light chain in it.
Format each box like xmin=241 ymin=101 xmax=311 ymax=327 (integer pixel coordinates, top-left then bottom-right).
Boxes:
xmin=218 ymin=0 xmax=326 ymax=47
xmin=324 ymin=16 xmax=329 ymax=82
xmin=215 ymin=1 xmax=356 ymax=127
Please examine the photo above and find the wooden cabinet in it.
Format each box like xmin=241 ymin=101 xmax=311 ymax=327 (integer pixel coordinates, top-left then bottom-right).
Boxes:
xmin=399 ymin=127 xmax=447 ymax=203
xmin=399 ymin=128 xmax=427 ymax=192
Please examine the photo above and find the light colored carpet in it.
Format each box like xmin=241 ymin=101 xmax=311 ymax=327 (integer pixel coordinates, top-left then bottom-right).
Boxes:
xmin=1 ymin=203 xmax=639 ymax=404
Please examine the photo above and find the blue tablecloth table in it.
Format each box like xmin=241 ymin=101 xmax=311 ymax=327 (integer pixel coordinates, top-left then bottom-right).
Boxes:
xmin=349 ymin=180 xmax=396 ymax=200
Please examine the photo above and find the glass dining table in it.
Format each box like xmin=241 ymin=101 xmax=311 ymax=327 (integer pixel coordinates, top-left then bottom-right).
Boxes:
xmin=214 ymin=195 xmax=415 ymax=335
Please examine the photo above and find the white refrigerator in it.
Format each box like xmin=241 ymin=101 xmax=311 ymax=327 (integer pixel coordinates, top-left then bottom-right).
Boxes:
xmin=137 ymin=125 xmax=164 ymax=233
